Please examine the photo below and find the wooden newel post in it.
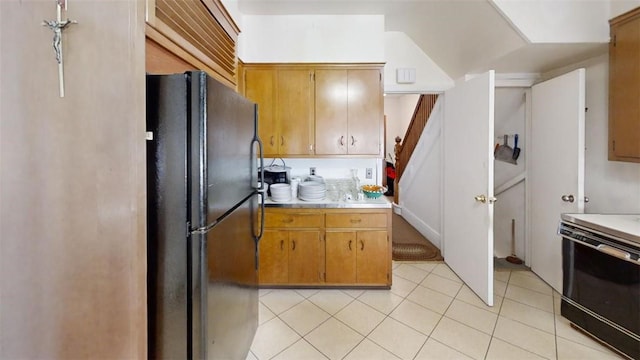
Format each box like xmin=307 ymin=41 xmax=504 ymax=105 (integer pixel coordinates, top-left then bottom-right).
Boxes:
xmin=393 ymin=136 xmax=402 ymax=204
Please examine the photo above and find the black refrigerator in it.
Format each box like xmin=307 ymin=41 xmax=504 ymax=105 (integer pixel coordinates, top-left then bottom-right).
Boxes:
xmin=146 ymin=71 xmax=264 ymax=359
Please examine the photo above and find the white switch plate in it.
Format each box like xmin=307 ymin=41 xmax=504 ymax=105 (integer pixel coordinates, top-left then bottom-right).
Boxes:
xmin=365 ymin=168 xmax=372 ymax=179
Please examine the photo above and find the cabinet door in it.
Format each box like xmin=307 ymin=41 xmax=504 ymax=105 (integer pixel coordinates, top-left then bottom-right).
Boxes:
xmin=288 ymin=230 xmax=323 ymax=284
xmin=244 ymin=68 xmax=278 ymax=156
xmin=356 ymin=231 xmax=388 ymax=284
xmin=258 ymin=230 xmax=288 ymax=284
xmin=325 ymin=231 xmax=357 ymax=283
xmin=347 ymin=69 xmax=383 ymax=155
xmin=609 ymin=14 xmax=640 ymax=162
xmin=277 ymin=69 xmax=314 ymax=156
xmin=315 ymin=69 xmax=348 ymax=155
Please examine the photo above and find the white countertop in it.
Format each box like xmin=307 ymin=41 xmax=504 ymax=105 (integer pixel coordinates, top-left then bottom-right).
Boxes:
xmin=561 ymin=213 xmax=640 ymax=244
xmin=263 ymin=195 xmax=392 ymax=209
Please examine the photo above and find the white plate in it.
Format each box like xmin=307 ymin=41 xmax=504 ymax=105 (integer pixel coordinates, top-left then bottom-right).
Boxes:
xmin=300 ymin=196 xmax=325 ymax=202
xmin=270 ymin=184 xmax=291 ymax=190
xmin=271 ymin=197 xmax=291 ymax=202
xmin=299 ymin=191 xmax=326 ymax=196
xmin=299 ymin=182 xmax=325 ymax=190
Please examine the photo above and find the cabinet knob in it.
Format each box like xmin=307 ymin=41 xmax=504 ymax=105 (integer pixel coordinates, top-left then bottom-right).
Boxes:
xmin=561 ymin=194 xmax=575 ymax=203
xmin=340 ymin=136 xmax=345 ymax=146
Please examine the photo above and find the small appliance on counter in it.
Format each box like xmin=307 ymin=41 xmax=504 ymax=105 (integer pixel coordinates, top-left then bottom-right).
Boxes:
xmin=260 ymin=158 xmax=290 ymax=195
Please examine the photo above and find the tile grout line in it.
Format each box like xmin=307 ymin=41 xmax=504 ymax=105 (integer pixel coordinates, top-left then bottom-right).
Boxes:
xmin=267 ymin=293 xmax=357 ymax=360
xmin=254 ymin=264 xmax=620 ymax=360
xmin=361 ymin=261 xmax=441 ymax=360
xmin=484 ymin=269 xmax=512 ymax=360
xmin=409 ymin=279 xmax=470 ymax=360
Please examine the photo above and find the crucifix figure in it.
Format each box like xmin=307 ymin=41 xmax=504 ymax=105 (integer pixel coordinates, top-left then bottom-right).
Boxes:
xmin=42 ymin=0 xmax=77 ymax=97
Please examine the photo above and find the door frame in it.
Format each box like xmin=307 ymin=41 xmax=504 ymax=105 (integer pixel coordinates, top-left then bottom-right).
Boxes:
xmin=524 ymin=88 xmax=534 ymax=266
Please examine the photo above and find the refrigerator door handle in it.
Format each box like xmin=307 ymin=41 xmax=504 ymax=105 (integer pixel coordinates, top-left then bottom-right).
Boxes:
xmin=251 ymin=111 xmax=265 ymax=242
xmin=257 ymin=190 xmax=265 ymax=241
xmin=254 ymin=137 xmax=264 ymax=193
xmin=252 ymin=105 xmax=265 ymax=193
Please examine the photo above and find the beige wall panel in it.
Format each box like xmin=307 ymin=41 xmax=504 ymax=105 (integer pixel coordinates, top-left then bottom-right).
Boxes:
xmin=1 ymin=0 xmax=146 ymax=358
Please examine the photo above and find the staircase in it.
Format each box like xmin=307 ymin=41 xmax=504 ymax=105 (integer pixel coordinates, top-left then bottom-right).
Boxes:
xmin=393 ymin=94 xmax=439 ymax=204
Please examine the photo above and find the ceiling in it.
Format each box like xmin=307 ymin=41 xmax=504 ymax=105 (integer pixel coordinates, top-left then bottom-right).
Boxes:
xmin=235 ymin=0 xmax=608 ymax=79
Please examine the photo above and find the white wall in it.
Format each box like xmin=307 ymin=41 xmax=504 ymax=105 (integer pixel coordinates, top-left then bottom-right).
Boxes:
xmin=268 ymin=157 xmax=383 ymax=185
xmin=491 ymin=0 xmax=610 ymax=43
xmin=238 ymin=15 xmax=385 ymax=62
xmin=610 ymin=0 xmax=640 ymax=18
xmin=221 ymin=0 xmax=243 ymax=29
xmin=493 ymin=88 xmax=526 ymax=259
xmin=396 ymin=89 xmax=529 ymax=255
xmin=398 ymin=99 xmax=443 ymax=248
xmin=384 ymin=32 xmax=454 ymax=93
xmin=384 ymin=94 xmax=420 ymax=161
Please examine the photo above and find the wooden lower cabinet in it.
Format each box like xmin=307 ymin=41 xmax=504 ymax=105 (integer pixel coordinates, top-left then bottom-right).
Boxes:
xmin=258 ymin=230 xmax=289 ymax=284
xmin=325 ymin=230 xmax=388 ymax=285
xmin=259 ymin=229 xmax=323 ymax=285
xmin=259 ymin=207 xmax=392 ymax=288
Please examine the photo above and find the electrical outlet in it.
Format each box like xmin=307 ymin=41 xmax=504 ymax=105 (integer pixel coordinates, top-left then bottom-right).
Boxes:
xmin=366 ymin=168 xmax=372 ymax=179
xmin=310 ymin=167 xmax=316 ymax=175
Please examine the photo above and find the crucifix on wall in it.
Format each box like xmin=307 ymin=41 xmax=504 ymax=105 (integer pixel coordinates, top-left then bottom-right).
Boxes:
xmin=42 ymin=0 xmax=77 ymax=98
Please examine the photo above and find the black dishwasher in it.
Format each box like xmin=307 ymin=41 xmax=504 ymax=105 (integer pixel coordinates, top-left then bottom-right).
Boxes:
xmin=559 ymin=214 xmax=640 ymax=359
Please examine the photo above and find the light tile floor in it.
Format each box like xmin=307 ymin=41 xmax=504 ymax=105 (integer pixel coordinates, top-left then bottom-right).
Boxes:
xmin=247 ymin=261 xmax=625 ymax=360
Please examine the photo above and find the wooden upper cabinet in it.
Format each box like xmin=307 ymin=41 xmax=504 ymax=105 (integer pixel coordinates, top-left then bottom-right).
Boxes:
xmin=316 ymin=69 xmax=349 ymax=154
xmin=609 ymin=7 xmax=640 ymax=163
xmin=277 ymin=69 xmax=315 ymax=156
xmin=243 ymin=65 xmax=314 ymax=157
xmin=243 ymin=63 xmax=383 ymax=157
xmin=348 ymin=69 xmax=384 ymax=155
xmin=315 ymin=67 xmax=384 ymax=156
xmin=244 ymin=68 xmax=278 ymax=155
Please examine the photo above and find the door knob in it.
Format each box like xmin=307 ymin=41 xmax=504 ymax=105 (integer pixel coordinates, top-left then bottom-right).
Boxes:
xmin=561 ymin=194 xmax=575 ymax=203
xmin=475 ymin=195 xmax=497 ymax=204
xmin=584 ymin=196 xmax=589 ymax=203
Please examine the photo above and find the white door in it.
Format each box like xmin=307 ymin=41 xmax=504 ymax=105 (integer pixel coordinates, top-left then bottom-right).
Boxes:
xmin=529 ymin=69 xmax=585 ymax=293
xmin=443 ymin=71 xmax=495 ymax=306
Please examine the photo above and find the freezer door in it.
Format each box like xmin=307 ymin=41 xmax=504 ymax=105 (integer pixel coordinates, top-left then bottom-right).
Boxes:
xmin=203 ymin=194 xmax=259 ymax=359
xmin=188 ymin=71 xmax=258 ymax=227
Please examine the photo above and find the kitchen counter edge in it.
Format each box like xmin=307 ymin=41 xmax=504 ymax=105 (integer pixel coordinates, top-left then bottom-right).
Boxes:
xmin=264 ymin=198 xmax=392 ymax=209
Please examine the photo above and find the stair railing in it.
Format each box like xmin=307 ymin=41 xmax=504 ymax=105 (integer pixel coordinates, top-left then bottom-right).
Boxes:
xmin=394 ymin=94 xmax=439 ymax=204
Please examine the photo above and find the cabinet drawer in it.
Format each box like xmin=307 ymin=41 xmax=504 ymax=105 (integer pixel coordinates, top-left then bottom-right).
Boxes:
xmin=265 ymin=212 xmax=324 ymax=228
xmin=325 ymin=213 xmax=387 ymax=228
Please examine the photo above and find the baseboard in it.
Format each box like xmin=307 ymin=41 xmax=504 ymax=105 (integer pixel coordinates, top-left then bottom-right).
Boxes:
xmin=399 ymin=207 xmax=441 ymax=250
xmin=392 ymin=203 xmax=402 ymax=215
